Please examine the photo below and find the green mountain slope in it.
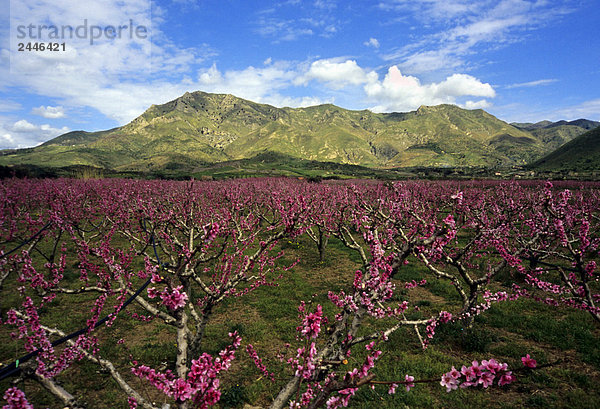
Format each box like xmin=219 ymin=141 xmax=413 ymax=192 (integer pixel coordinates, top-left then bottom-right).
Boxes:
xmin=533 ymin=126 xmax=600 ymax=171
xmin=0 ymin=91 xmax=573 ymax=172
xmin=513 ymin=119 xmax=600 ymax=151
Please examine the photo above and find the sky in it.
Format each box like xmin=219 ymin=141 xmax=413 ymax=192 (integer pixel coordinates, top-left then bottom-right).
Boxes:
xmin=0 ymin=0 xmax=599 ymax=149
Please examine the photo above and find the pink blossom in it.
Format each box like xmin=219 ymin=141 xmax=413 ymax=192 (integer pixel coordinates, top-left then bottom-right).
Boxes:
xmin=298 ymin=304 xmax=324 ymax=339
xmin=146 ymin=287 xmax=158 ymax=299
xmin=470 ymin=361 xmax=483 ymax=377
xmin=440 ymin=373 xmax=458 ymax=392
xmin=461 ymin=365 xmax=476 ymax=381
xmin=482 ymin=358 xmax=501 ymax=374
xmin=172 ymin=378 xmax=193 ymax=401
xmin=478 ymin=371 xmax=495 ymax=388
xmin=404 ymin=374 xmax=415 ymax=392
xmin=498 ymin=371 xmax=516 ymax=386
xmin=2 ymin=387 xmax=33 ymax=409
xmin=128 ymin=397 xmax=138 ymax=408
xmin=448 ymin=366 xmax=461 ymax=379
xmin=159 ymin=285 xmax=188 ymax=310
xmin=438 ymin=311 xmax=453 ymax=324
xmin=521 ymin=354 xmax=537 ymax=368
xmin=246 ymin=344 xmax=275 ymax=381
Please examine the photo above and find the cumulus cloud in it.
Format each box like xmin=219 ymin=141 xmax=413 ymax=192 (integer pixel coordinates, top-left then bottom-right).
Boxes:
xmin=298 ymin=59 xmax=377 ymax=89
xmin=32 ymin=105 xmax=66 ymax=119
xmin=197 ymin=59 xmax=496 ymax=113
xmin=196 ymin=63 xmax=329 ymax=108
xmin=0 ymin=118 xmax=69 ymax=149
xmin=0 ymin=133 xmax=16 ymax=147
xmin=11 ymin=120 xmax=38 ymax=132
xmin=433 ymin=74 xmax=496 ymax=98
xmin=2 ymin=0 xmax=218 ymax=127
xmin=364 ymin=66 xmax=495 ymax=112
xmin=364 ymin=37 xmax=380 ymax=48
xmin=464 ymin=99 xmax=492 ymax=110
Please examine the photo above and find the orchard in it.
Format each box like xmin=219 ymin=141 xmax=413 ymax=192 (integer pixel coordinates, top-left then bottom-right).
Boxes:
xmin=0 ymin=177 xmax=599 ymax=408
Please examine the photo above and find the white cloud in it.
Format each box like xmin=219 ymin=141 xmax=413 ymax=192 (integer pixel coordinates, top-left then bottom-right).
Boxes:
xmin=0 ymin=133 xmax=15 ymax=147
xmin=381 ymin=0 xmax=574 ymax=74
xmin=298 ymin=59 xmax=378 ymax=89
xmin=11 ymin=119 xmax=38 ymax=132
xmin=464 ymin=99 xmax=492 ymax=110
xmin=254 ymin=2 xmax=340 ymax=42
xmin=314 ymin=0 xmax=337 ymax=10
xmin=0 ymin=118 xmax=69 ymax=149
xmin=448 ymin=15 xmax=528 ymax=45
xmin=364 ymin=66 xmax=495 ymax=112
xmin=32 ymin=105 xmax=66 ymax=119
xmin=364 ymin=37 xmax=380 ymax=48
xmin=0 ymin=100 xmax=22 ymax=112
xmin=378 ymin=0 xmax=473 ymax=22
xmin=2 ymin=0 xmax=215 ymax=126
xmin=255 ymin=16 xmax=315 ymax=42
xmin=433 ymin=74 xmax=495 ymax=98
xmin=195 ymin=60 xmax=496 ymax=113
xmin=506 ymin=79 xmax=558 ymax=89
xmin=552 ymin=99 xmax=600 ymax=121
xmin=196 ymin=63 xmax=329 ymax=108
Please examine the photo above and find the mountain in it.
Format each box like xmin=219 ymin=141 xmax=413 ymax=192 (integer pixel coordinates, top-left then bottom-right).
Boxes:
xmin=512 ymin=119 xmax=600 ymax=151
xmin=532 ymin=126 xmax=600 ymax=172
xmin=511 ymin=120 xmax=554 ymax=130
xmin=0 ymin=91 xmax=587 ymax=174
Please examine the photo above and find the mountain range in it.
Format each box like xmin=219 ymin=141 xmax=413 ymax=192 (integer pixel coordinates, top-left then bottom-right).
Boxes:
xmin=1 ymin=91 xmax=598 ymax=177
xmin=533 ymin=125 xmax=600 ymax=172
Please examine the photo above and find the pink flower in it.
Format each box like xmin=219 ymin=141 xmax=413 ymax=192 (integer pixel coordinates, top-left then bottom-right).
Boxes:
xmin=146 ymin=287 xmax=159 ymax=298
xmin=451 ymin=191 xmax=463 ymax=204
xmin=2 ymin=387 xmax=33 ymax=409
xmin=482 ymin=358 xmax=501 ymax=374
xmin=443 ymin=214 xmax=456 ymax=229
xmin=388 ymin=383 xmax=398 ymax=395
xmin=448 ymin=366 xmax=461 ymax=379
xmin=299 ymin=304 xmax=324 ymax=339
xmin=461 ymin=365 xmax=476 ymax=381
xmin=172 ymin=378 xmax=193 ymax=401
xmin=521 ymin=354 xmax=537 ymax=368
xmin=160 ymin=286 xmax=188 ymax=310
xmin=470 ymin=361 xmax=483 ymax=377
xmin=440 ymin=373 xmax=458 ymax=392
xmin=498 ymin=371 xmax=516 ymax=386
xmin=438 ymin=311 xmax=453 ymax=324
xmin=404 ymin=374 xmax=415 ymax=392
xmin=478 ymin=371 xmax=495 ymax=388
xmin=128 ymin=397 xmax=138 ymax=408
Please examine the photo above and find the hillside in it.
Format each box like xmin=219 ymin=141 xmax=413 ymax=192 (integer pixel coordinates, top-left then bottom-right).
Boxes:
xmin=0 ymin=91 xmax=578 ymax=174
xmin=533 ymin=126 xmax=600 ymax=172
xmin=513 ymin=119 xmax=600 ymax=151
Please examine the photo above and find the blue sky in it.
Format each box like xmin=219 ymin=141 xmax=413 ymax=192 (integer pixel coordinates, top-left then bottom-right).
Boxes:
xmin=1 ymin=0 xmax=599 ymax=149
